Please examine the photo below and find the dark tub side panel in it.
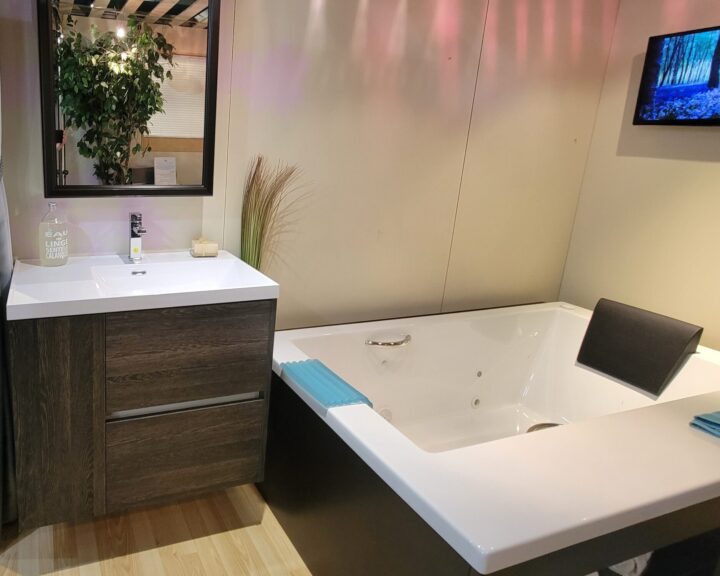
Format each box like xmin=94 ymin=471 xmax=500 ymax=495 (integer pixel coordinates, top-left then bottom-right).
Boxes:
xmin=259 ymin=374 xmax=472 ymax=576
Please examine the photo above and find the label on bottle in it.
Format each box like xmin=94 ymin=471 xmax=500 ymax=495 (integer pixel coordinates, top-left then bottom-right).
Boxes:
xmin=39 ymin=223 xmax=69 ymax=266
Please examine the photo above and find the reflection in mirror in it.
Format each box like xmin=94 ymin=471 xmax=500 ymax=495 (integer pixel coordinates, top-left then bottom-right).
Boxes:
xmin=41 ymin=0 xmax=217 ymax=195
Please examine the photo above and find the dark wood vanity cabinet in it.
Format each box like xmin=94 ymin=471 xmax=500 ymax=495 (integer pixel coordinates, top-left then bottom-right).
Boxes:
xmin=6 ymin=300 xmax=276 ymax=530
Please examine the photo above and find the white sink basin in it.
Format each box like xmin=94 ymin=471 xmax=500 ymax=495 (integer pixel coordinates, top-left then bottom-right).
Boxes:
xmin=7 ymin=250 xmax=278 ymax=320
xmin=92 ymin=258 xmax=241 ymax=297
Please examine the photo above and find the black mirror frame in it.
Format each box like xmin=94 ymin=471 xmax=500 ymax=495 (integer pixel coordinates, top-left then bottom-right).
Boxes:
xmin=37 ymin=0 xmax=220 ymax=198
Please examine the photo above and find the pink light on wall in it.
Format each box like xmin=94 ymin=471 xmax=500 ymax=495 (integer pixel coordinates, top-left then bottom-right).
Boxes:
xmin=366 ymin=1 xmax=394 ymax=63
xmin=432 ymin=0 xmax=460 ymax=97
xmin=388 ymin=0 xmax=408 ymax=62
xmin=571 ymin=0 xmax=584 ymax=64
xmin=602 ymin=0 xmax=616 ymax=52
xmin=363 ymin=0 xmax=401 ymax=101
xmin=483 ymin=1 xmax=498 ymax=75
xmin=432 ymin=0 xmax=460 ymax=47
xmin=543 ymin=0 xmax=556 ymax=62
xmin=515 ymin=0 xmax=528 ymax=67
xmin=352 ymin=0 xmax=370 ymax=60
xmin=662 ymin=0 xmax=687 ymax=29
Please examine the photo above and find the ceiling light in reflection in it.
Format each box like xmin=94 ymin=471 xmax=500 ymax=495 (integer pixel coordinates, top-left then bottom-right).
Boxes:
xmin=116 ymin=27 xmax=126 ymax=39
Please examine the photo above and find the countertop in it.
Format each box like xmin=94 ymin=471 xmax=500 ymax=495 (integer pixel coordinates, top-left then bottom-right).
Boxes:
xmin=6 ymin=250 xmax=279 ymax=320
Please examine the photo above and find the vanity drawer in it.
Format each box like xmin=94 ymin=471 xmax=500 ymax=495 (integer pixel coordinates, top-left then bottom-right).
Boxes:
xmin=105 ymin=300 xmax=275 ymax=415
xmin=105 ymin=400 xmax=265 ymax=513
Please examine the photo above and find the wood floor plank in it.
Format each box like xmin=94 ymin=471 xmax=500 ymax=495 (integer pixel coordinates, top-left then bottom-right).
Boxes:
xmin=146 ymin=504 xmax=200 ymax=576
xmin=0 ymin=539 xmax=19 ymax=576
xmin=94 ymin=515 xmax=137 ymax=576
xmin=0 ymin=487 xmax=311 ymax=576
xmin=52 ymin=523 xmax=83 ymax=575
xmin=227 ymin=488 xmax=291 ymax=576
xmin=178 ymin=500 xmax=227 ymax=575
xmin=15 ymin=527 xmax=41 ymax=576
xmin=213 ymin=492 xmax=270 ymax=576
xmin=246 ymin=491 xmax=311 ymax=576
xmin=37 ymin=525 xmax=58 ymax=575
xmin=126 ymin=510 xmax=166 ymax=576
xmin=72 ymin=521 xmax=103 ymax=576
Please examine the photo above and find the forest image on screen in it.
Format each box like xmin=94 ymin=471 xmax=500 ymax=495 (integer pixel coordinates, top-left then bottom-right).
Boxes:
xmin=637 ymin=28 xmax=720 ymax=122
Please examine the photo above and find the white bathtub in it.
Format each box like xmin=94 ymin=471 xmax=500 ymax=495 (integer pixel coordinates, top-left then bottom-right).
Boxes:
xmin=273 ymin=302 xmax=720 ymax=573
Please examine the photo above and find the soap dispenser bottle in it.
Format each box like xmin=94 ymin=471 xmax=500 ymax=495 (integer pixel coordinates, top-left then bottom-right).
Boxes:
xmin=39 ymin=202 xmax=69 ymax=266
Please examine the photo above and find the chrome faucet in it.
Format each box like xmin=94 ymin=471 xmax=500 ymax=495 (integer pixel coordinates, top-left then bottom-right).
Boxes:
xmin=129 ymin=212 xmax=147 ymax=263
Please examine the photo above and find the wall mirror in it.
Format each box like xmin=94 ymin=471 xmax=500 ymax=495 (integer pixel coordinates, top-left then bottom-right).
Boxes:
xmin=38 ymin=0 xmax=219 ymax=197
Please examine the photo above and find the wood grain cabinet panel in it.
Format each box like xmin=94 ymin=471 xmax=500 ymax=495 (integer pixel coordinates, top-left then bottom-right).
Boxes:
xmin=9 ymin=300 xmax=275 ymax=528
xmin=7 ymin=315 xmax=105 ymax=529
xmin=105 ymin=301 xmax=276 ymax=414
xmin=105 ymin=401 xmax=265 ymax=513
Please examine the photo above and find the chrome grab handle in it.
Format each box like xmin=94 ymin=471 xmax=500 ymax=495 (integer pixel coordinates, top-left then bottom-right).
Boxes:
xmin=365 ymin=334 xmax=412 ymax=347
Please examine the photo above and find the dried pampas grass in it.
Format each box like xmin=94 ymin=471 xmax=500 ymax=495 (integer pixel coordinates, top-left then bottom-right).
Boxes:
xmin=240 ymin=155 xmax=301 ymax=270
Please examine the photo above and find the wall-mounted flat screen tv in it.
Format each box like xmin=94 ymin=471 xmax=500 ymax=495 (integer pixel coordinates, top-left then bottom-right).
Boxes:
xmin=634 ymin=25 xmax=720 ymax=125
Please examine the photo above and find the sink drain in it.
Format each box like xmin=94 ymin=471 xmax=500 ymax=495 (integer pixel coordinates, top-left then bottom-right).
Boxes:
xmin=527 ymin=422 xmax=561 ymax=433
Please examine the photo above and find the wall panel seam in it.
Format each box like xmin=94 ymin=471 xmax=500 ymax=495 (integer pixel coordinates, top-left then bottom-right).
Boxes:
xmin=439 ymin=0 xmax=491 ymax=312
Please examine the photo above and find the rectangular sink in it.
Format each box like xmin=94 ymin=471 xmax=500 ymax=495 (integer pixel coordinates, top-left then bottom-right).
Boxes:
xmin=7 ymin=250 xmax=278 ymax=320
xmin=92 ymin=258 xmax=240 ymax=297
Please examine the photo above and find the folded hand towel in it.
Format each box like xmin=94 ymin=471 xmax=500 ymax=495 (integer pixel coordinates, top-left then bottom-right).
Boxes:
xmin=690 ymin=411 xmax=720 ymax=438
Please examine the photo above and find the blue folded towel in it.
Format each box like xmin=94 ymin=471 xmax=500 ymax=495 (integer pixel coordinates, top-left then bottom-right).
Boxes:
xmin=281 ymin=360 xmax=372 ymax=411
xmin=690 ymin=411 xmax=720 ymax=438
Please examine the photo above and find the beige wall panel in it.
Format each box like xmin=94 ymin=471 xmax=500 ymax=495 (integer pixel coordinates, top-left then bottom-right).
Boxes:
xmin=560 ymin=0 xmax=720 ymax=348
xmin=0 ymin=1 xmax=235 ymax=258
xmin=442 ymin=0 xmax=619 ymax=312
xmin=224 ymin=0 xmax=488 ymax=329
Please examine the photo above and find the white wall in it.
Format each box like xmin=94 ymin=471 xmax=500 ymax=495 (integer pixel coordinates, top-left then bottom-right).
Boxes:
xmin=222 ymin=0 xmax=489 ymax=329
xmin=559 ymin=0 xmax=720 ymax=348
xmin=442 ymin=0 xmax=619 ymax=312
xmin=221 ymin=0 xmax=618 ymax=329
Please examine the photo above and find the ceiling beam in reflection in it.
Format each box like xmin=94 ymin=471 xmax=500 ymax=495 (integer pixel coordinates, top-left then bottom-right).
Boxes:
xmin=172 ymin=0 xmax=207 ymax=26
xmin=143 ymin=0 xmax=177 ymax=23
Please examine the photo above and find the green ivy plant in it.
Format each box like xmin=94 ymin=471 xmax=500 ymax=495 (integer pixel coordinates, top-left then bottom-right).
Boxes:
xmin=55 ymin=18 xmax=175 ymax=185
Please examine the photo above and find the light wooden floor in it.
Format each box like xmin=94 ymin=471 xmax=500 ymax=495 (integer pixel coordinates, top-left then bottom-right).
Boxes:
xmin=0 ymin=485 xmax=312 ymax=576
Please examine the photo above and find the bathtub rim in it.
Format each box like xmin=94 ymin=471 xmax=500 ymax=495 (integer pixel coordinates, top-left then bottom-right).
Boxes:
xmin=272 ymin=302 xmax=720 ymax=573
